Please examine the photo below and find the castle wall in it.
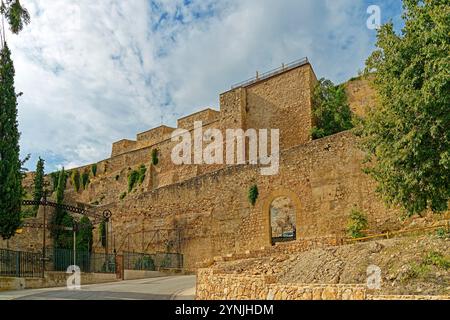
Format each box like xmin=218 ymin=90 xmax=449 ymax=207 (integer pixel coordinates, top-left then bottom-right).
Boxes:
xmin=9 ymin=63 xmax=408 ymax=271
xmin=245 ymin=63 xmax=316 ymax=149
xmin=96 ymin=132 xmax=402 ymax=268
xmin=60 ymin=64 xmax=316 ymax=206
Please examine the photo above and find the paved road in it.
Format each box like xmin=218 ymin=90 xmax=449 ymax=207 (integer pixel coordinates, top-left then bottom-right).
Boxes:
xmin=0 ymin=276 xmax=196 ymax=300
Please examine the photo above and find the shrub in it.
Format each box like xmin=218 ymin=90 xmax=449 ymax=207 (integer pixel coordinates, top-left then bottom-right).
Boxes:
xmin=347 ymin=209 xmax=368 ymax=239
xmin=115 ymin=174 xmax=120 ymax=181
xmin=119 ymin=192 xmax=127 ymax=200
xmin=248 ymin=185 xmax=259 ymax=206
xmin=151 ymin=149 xmax=159 ymax=166
xmin=71 ymin=170 xmax=81 ymax=192
xmin=436 ymin=228 xmax=449 ymax=239
xmin=81 ymin=171 xmax=90 ymax=190
xmin=424 ymin=251 xmax=450 ymax=270
xmin=91 ymin=164 xmax=97 ymax=177
xmin=135 ymin=256 xmax=155 ymax=271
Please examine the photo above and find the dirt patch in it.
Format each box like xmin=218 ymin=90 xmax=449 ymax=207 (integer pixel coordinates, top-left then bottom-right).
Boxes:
xmin=212 ymin=235 xmax=449 ymax=296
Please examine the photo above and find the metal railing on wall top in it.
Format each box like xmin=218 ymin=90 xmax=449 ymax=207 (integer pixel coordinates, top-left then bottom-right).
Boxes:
xmin=231 ymin=57 xmax=309 ymax=89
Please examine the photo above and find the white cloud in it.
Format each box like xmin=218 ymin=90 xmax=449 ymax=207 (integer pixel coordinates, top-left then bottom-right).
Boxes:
xmin=9 ymin=0 xmax=380 ymax=172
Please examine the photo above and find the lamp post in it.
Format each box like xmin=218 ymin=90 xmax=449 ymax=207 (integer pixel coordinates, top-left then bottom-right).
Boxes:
xmin=41 ymin=181 xmax=50 ymax=279
xmin=72 ymin=222 xmax=78 ymax=267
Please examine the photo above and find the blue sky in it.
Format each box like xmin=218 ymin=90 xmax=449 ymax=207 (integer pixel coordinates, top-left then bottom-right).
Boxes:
xmin=9 ymin=0 xmax=405 ymax=173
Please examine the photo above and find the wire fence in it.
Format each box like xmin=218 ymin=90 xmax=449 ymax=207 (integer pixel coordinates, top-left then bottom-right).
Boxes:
xmin=0 ymin=248 xmax=42 ymax=278
xmin=123 ymin=252 xmax=183 ymax=271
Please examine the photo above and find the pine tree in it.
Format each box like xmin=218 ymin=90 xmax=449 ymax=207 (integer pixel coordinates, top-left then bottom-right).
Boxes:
xmin=32 ymin=157 xmax=45 ymax=214
xmin=0 ymin=44 xmax=22 ymax=240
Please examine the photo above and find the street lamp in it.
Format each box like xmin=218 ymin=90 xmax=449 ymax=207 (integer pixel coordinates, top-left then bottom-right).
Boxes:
xmin=41 ymin=181 xmax=50 ymax=278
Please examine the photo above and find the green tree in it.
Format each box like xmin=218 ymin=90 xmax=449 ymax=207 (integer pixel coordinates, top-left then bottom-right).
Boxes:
xmin=32 ymin=157 xmax=45 ymax=214
xmin=311 ymin=78 xmax=354 ymax=140
xmin=51 ymin=168 xmax=74 ymax=249
xmin=360 ymin=0 xmax=450 ymax=216
xmin=1 ymin=0 xmax=30 ymax=35
xmin=0 ymin=44 xmax=22 ymax=240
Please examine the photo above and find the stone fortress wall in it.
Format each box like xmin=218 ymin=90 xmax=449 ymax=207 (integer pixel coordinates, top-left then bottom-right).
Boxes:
xmin=5 ymin=59 xmax=429 ymax=268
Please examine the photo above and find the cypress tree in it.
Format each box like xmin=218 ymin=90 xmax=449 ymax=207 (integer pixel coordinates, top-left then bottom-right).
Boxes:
xmin=51 ymin=167 xmax=69 ymax=247
xmin=0 ymin=44 xmax=22 ymax=240
xmin=32 ymin=157 xmax=45 ymax=214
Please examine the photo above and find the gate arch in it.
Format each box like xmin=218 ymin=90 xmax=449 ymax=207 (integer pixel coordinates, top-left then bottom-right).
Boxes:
xmin=262 ymin=189 xmax=301 ymax=246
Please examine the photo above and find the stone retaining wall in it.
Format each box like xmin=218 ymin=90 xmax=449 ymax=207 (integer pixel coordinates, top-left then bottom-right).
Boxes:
xmin=196 ymin=269 xmax=366 ymax=300
xmin=196 ymin=269 xmax=450 ymax=301
xmin=0 ymin=272 xmax=118 ymax=291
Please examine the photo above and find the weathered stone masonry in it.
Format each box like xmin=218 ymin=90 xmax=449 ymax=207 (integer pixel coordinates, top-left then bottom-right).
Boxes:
xmin=5 ymin=61 xmax=412 ymax=268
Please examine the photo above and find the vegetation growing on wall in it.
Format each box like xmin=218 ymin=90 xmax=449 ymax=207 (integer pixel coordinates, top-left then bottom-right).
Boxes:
xmin=138 ymin=164 xmax=147 ymax=184
xmin=347 ymin=209 xmax=368 ymax=239
xmin=71 ymin=170 xmax=80 ymax=192
xmin=359 ymin=0 xmax=450 ymax=217
xmin=128 ymin=170 xmax=139 ymax=192
xmin=127 ymin=165 xmax=147 ymax=193
xmin=81 ymin=171 xmax=90 ymax=190
xmin=49 ymin=172 xmax=58 ymax=193
xmin=151 ymin=149 xmax=159 ymax=166
xmin=311 ymin=78 xmax=354 ymax=140
xmin=91 ymin=163 xmax=97 ymax=177
xmin=248 ymin=185 xmax=259 ymax=206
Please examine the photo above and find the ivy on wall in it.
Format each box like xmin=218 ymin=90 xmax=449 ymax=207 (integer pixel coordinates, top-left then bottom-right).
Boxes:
xmin=81 ymin=171 xmax=90 ymax=190
xmin=248 ymin=185 xmax=259 ymax=206
xmin=151 ymin=149 xmax=159 ymax=166
xmin=71 ymin=170 xmax=80 ymax=192
xmin=91 ymin=163 xmax=97 ymax=177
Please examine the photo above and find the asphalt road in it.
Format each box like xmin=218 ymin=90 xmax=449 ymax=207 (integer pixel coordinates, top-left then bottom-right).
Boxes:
xmin=0 ymin=276 xmax=196 ymax=300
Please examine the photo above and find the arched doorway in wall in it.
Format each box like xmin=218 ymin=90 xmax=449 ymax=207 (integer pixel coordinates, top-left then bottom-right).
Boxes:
xmin=263 ymin=189 xmax=301 ymax=246
xmin=270 ymin=196 xmax=296 ymax=244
